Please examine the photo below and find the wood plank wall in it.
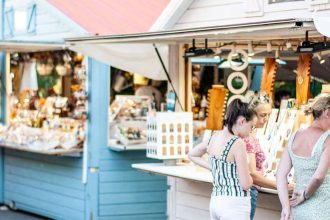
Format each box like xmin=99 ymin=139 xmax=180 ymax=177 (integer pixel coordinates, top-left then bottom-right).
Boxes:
xmin=168 ymin=177 xmax=281 ymax=220
xmin=4 ymin=150 xmax=85 ymax=220
xmin=98 ymin=149 xmax=167 ymax=220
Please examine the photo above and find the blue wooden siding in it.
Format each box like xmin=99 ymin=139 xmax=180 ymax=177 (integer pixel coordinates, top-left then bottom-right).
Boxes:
xmin=88 ymin=59 xmax=167 ymax=220
xmin=0 ymin=52 xmax=6 ymax=203
xmin=250 ymin=66 xmax=263 ymax=91
xmin=0 ymin=148 xmax=3 ymax=204
xmin=4 ymin=149 xmax=85 ymax=220
xmin=98 ymin=149 xmax=167 ymax=220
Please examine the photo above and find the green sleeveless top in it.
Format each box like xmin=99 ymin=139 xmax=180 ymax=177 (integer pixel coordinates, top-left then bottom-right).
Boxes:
xmin=288 ymin=130 xmax=330 ymax=220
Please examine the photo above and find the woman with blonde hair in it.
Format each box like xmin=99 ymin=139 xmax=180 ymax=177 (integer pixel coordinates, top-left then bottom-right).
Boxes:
xmin=277 ymin=93 xmax=330 ymax=220
xmin=189 ymin=99 xmax=256 ymax=220
xmin=245 ymin=91 xmax=293 ymax=219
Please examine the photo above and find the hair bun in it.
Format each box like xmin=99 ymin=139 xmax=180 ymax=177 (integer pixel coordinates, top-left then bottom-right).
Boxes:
xmin=303 ymin=105 xmax=313 ymax=115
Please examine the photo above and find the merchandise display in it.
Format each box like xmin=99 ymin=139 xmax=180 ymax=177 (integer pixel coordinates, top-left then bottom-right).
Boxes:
xmin=0 ymin=51 xmax=87 ymax=153
xmin=260 ymin=57 xmax=278 ymax=100
xmin=206 ymin=85 xmax=228 ymax=130
xmin=109 ymin=95 xmax=151 ymax=146
xmin=296 ymin=54 xmax=312 ymax=106
xmin=257 ymin=100 xmax=312 ymax=181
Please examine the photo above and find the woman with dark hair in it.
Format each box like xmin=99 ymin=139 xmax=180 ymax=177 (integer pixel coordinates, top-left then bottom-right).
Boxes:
xmin=188 ymin=99 xmax=257 ymax=220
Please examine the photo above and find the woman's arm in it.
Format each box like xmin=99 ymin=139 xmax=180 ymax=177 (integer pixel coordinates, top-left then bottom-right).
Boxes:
xmin=291 ymin=137 xmax=330 ymax=207
xmin=248 ymin=153 xmax=277 ymax=189
xmin=234 ymin=139 xmax=253 ymax=190
xmin=188 ymin=140 xmax=210 ymax=170
xmin=276 ymin=148 xmax=292 ymax=220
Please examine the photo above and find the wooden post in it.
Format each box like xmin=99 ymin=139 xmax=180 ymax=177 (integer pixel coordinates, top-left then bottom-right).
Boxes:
xmin=86 ymin=58 xmax=109 ymax=220
xmin=206 ymin=86 xmax=228 ymax=130
xmin=260 ymin=57 xmax=278 ymax=100
xmin=296 ymin=54 xmax=312 ymax=106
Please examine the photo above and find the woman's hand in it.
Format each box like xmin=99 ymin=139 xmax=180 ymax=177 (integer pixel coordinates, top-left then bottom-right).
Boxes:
xmin=281 ymin=207 xmax=292 ymax=220
xmin=289 ymin=190 xmax=305 ymax=207
xmin=288 ymin=183 xmax=294 ymax=193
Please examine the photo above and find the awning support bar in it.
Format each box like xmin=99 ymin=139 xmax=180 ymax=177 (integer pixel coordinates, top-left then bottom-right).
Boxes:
xmin=153 ymin=44 xmax=184 ymax=111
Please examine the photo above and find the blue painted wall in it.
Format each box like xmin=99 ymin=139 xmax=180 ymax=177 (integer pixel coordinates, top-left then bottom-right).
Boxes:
xmin=98 ymin=150 xmax=167 ymax=220
xmin=0 ymin=52 xmax=5 ymax=204
xmin=87 ymin=58 xmax=167 ymax=220
xmin=4 ymin=150 xmax=85 ymax=220
xmin=85 ymin=57 xmax=108 ymax=219
xmin=0 ymin=0 xmax=6 ymax=204
xmin=250 ymin=66 xmax=263 ymax=91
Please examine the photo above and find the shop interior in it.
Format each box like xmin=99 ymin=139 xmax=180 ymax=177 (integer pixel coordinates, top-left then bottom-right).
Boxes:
xmin=108 ymin=67 xmax=168 ymax=150
xmin=106 ymin=35 xmax=330 ymax=161
xmin=0 ymin=50 xmax=87 ymax=154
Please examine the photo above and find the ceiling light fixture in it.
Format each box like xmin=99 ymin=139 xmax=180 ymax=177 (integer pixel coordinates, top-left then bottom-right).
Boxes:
xmin=267 ymin=41 xmax=272 ymax=53
xmin=275 ymin=48 xmax=281 ymax=63
xmin=231 ymin=44 xmax=238 ymax=57
xmin=316 ymin=52 xmax=325 ymax=64
xmin=286 ymin=41 xmax=292 ymax=50
xmin=213 ymin=48 xmax=222 ymax=59
xmin=247 ymin=41 xmax=255 ymax=57
xmin=297 ymin=31 xmax=330 ymax=53
xmin=184 ymin=38 xmax=215 ymax=58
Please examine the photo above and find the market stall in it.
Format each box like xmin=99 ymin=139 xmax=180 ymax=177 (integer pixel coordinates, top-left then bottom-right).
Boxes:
xmin=0 ymin=50 xmax=167 ymax=220
xmin=66 ymin=10 xmax=330 ymax=219
xmin=0 ymin=0 xmax=171 ymax=219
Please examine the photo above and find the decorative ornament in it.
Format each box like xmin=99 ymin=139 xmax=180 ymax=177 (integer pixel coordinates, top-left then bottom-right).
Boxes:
xmin=227 ymin=49 xmax=249 ymax=71
xmin=227 ymin=94 xmax=245 ymax=105
xmin=226 ymin=72 xmax=248 ymax=95
xmin=297 ymin=76 xmax=304 ymax=85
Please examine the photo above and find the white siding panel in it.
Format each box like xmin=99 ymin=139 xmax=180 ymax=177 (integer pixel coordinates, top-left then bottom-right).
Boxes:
xmin=176 ymin=205 xmax=209 ymax=220
xmin=177 ymin=4 xmax=245 ymax=24
xmin=172 ymin=0 xmax=330 ymax=30
xmin=176 ymin=178 xmax=212 ymax=197
xmin=168 ymin=177 xmax=281 ymax=220
xmin=176 ymin=191 xmax=209 ymax=210
xmin=168 ymin=178 xmax=211 ymax=220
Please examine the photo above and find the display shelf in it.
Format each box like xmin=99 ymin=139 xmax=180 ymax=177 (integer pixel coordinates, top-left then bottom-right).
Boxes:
xmin=108 ymin=139 xmax=146 ymax=151
xmin=132 ymin=163 xmax=278 ymax=195
xmin=0 ymin=143 xmax=83 ymax=157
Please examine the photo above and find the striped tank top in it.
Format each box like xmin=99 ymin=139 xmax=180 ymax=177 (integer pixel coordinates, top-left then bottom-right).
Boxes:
xmin=209 ymin=136 xmax=249 ymax=197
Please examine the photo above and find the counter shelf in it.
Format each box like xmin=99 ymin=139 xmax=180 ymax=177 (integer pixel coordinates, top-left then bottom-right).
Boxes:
xmin=0 ymin=142 xmax=83 ymax=157
xmin=132 ymin=163 xmax=278 ymax=195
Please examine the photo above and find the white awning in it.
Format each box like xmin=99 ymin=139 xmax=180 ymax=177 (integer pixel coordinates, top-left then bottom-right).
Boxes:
xmin=70 ymin=43 xmax=168 ymax=80
xmin=0 ymin=41 xmax=64 ymax=52
xmin=66 ymin=19 xmax=320 ymax=79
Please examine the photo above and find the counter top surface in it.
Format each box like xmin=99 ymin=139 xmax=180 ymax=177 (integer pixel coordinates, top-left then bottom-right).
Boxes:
xmin=0 ymin=142 xmax=83 ymax=156
xmin=132 ymin=163 xmax=278 ymax=195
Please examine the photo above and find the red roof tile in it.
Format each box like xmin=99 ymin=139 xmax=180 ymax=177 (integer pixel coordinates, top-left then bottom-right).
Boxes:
xmin=47 ymin=0 xmax=169 ymax=35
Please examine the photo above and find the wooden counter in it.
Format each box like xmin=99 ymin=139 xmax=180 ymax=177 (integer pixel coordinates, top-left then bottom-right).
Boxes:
xmin=133 ymin=163 xmax=281 ymax=220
